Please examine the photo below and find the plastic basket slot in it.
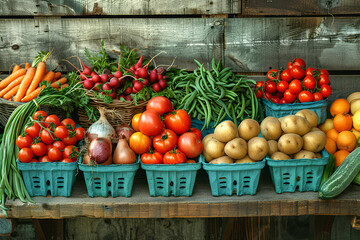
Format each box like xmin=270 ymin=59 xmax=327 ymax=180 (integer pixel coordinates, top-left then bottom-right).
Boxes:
xmin=283 ymin=173 xmax=290 ymax=176
xmin=56 ymin=177 xmax=65 ymax=188
xmin=283 ymin=177 xmax=290 ymax=180
xmin=296 ymin=186 xmax=299 ymax=191
xmin=32 ymin=177 xmax=41 ymax=188
xmin=283 ymin=182 xmax=290 ymax=185
xmin=233 ymin=180 xmax=237 ymax=186
xmin=107 ymin=181 xmax=111 ymax=187
xmin=117 ymin=177 xmax=124 ymax=184
xmin=296 ymin=176 xmax=300 ymax=181
xmin=243 ymin=176 xmax=251 ymax=179
xmin=307 ymin=172 xmax=313 ymax=175
xmin=243 ymin=185 xmax=250 ymax=188
xmin=93 ymin=177 xmax=101 ymax=189
xmin=46 ymin=180 xmax=51 ymax=186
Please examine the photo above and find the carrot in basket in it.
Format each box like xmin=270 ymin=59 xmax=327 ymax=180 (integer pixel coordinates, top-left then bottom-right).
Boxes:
xmin=12 ymin=65 xmax=21 ymax=73
xmin=4 ymin=85 xmax=19 ymax=100
xmin=21 ymin=77 xmax=67 ymax=102
xmin=54 ymin=72 xmax=62 ymax=81
xmin=21 ymin=71 xmax=54 ymax=98
xmin=59 ymin=83 xmax=69 ymax=89
xmin=25 ymin=62 xmax=47 ymax=95
xmin=25 ymin=63 xmax=31 ymax=69
xmin=0 ymin=68 xmax=26 ymax=89
xmin=0 ymin=75 xmax=25 ymax=98
xmin=13 ymin=67 xmax=36 ymax=102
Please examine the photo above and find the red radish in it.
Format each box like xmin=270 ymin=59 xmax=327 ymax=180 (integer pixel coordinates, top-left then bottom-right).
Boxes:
xmin=124 ymin=87 xmax=132 ymax=95
xmin=134 ymin=81 xmax=143 ymax=91
xmin=159 ymin=79 xmax=166 ymax=89
xmin=134 ymin=49 xmax=143 ymax=69
xmin=109 ymin=90 xmax=117 ymax=99
xmin=119 ymin=77 xmax=126 ymax=86
xmin=77 ymin=57 xmax=91 ymax=76
xmin=100 ymin=74 xmax=109 ymax=83
xmin=158 ymin=74 xmax=163 ymax=80
xmin=80 ymin=72 xmax=87 ymax=80
xmin=149 ymin=69 xmax=158 ymax=83
xmin=102 ymin=83 xmax=112 ymax=91
xmin=132 ymin=86 xmax=139 ymax=94
xmin=133 ymin=80 xmax=139 ymax=85
xmin=157 ymin=67 xmax=165 ymax=75
xmin=109 ymin=77 xmax=120 ymax=89
xmin=119 ymin=94 xmax=125 ymax=99
xmin=152 ymin=83 xmax=161 ymax=92
xmin=137 ymin=68 xmax=149 ymax=79
xmin=125 ymin=95 xmax=132 ymax=101
xmin=115 ymin=71 xmax=122 ymax=78
xmin=130 ymin=66 xmax=135 ymax=72
xmin=143 ymin=79 xmax=150 ymax=87
xmin=84 ymin=79 xmax=94 ymax=90
xmin=91 ymin=71 xmax=97 ymax=77
xmin=109 ymin=74 xmax=114 ymax=78
xmin=63 ymin=59 xmax=90 ymax=81
xmin=92 ymin=74 xmax=100 ymax=83
xmin=94 ymin=82 xmax=102 ymax=91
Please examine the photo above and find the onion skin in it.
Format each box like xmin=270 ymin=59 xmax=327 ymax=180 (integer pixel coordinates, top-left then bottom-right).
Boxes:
xmin=115 ymin=123 xmax=135 ymax=141
xmin=113 ymin=138 xmax=136 ymax=164
xmin=88 ymin=137 xmax=112 ymax=164
xmin=86 ymin=107 xmax=116 ymax=142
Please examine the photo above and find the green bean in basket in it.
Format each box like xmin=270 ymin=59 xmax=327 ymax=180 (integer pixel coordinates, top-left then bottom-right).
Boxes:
xmin=169 ymin=58 xmax=263 ymax=130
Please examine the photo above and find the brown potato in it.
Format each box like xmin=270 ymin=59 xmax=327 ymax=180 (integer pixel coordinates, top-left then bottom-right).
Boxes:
xmin=270 ymin=152 xmax=291 ymax=160
xmin=315 ymin=152 xmax=322 ymax=158
xmin=210 ymin=156 xmax=234 ymax=164
xmin=203 ymin=150 xmax=214 ymax=162
xmin=267 ymin=140 xmax=278 ymax=157
xmin=235 ymin=155 xmax=256 ymax=164
xmin=293 ymin=150 xmax=316 ymax=159
xmin=277 ymin=133 xmax=303 ymax=155
xmin=281 ymin=115 xmax=312 ymax=136
xmin=260 ymin=117 xmax=282 ymax=140
xmin=203 ymin=134 xmax=216 ymax=146
xmin=224 ymin=138 xmax=247 ymax=159
xmin=295 ymin=109 xmax=319 ymax=128
xmin=248 ymin=137 xmax=269 ymax=161
xmin=302 ymin=131 xmax=326 ymax=152
xmin=311 ymin=127 xmax=322 ymax=132
xmin=214 ymin=120 xmax=237 ymax=143
xmin=238 ymin=119 xmax=260 ymax=141
xmin=205 ymin=139 xmax=225 ymax=159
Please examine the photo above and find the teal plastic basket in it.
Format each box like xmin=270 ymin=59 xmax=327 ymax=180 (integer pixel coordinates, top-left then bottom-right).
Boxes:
xmin=200 ymin=155 xmax=265 ymax=196
xmin=78 ymin=156 xmax=139 ymax=197
xmin=17 ymin=160 xmax=78 ymax=197
xmin=266 ymin=149 xmax=329 ymax=193
xmin=191 ymin=118 xmax=215 ymax=138
xmin=140 ymin=156 xmax=201 ymax=197
xmin=261 ymin=98 xmax=328 ymax=125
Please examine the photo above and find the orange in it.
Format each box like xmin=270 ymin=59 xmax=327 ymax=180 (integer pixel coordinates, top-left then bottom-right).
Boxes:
xmin=330 ymin=99 xmax=350 ymax=117
xmin=333 ymin=114 xmax=352 ymax=132
xmin=334 ymin=150 xmax=350 ymax=168
xmin=336 ymin=130 xmax=357 ymax=152
xmin=325 ymin=138 xmax=337 ymax=154
xmin=326 ymin=128 xmax=339 ymax=142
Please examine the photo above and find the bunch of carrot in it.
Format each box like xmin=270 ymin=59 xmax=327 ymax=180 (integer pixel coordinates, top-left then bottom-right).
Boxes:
xmin=0 ymin=62 xmax=67 ymax=102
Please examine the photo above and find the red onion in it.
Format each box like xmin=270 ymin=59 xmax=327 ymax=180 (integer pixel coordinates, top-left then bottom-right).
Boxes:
xmin=86 ymin=108 xmax=116 ymax=142
xmin=88 ymin=137 xmax=112 ymax=164
xmin=115 ymin=123 xmax=135 ymax=141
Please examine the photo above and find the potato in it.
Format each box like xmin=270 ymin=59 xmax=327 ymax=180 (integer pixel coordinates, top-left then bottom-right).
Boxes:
xmin=203 ymin=134 xmax=216 ymax=146
xmin=238 ymin=119 xmax=260 ymax=141
xmin=205 ymin=139 xmax=225 ymax=159
xmin=260 ymin=117 xmax=282 ymax=140
xmin=302 ymin=131 xmax=326 ymax=152
xmin=315 ymin=152 xmax=322 ymax=158
xmin=311 ymin=127 xmax=322 ymax=132
xmin=224 ymin=138 xmax=247 ymax=159
xmin=293 ymin=150 xmax=316 ymax=159
xmin=248 ymin=137 xmax=269 ymax=161
xmin=295 ymin=109 xmax=319 ymax=128
xmin=203 ymin=150 xmax=214 ymax=162
xmin=347 ymin=92 xmax=360 ymax=104
xmin=319 ymin=119 xmax=334 ymax=133
xmin=235 ymin=155 xmax=256 ymax=164
xmin=210 ymin=156 xmax=234 ymax=164
xmin=278 ymin=133 xmax=303 ymax=155
xmin=270 ymin=152 xmax=291 ymax=160
xmin=267 ymin=140 xmax=278 ymax=157
xmin=351 ymin=98 xmax=360 ymax=115
xmin=281 ymin=115 xmax=312 ymax=136
xmin=214 ymin=120 xmax=237 ymax=143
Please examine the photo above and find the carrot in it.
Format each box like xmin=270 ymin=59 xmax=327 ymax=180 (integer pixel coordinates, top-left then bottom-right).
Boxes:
xmin=0 ymin=75 xmax=24 ymax=98
xmin=25 ymin=63 xmax=31 ymax=69
xmin=13 ymin=67 xmax=36 ymax=102
xmin=25 ymin=62 xmax=47 ymax=95
xmin=0 ymin=69 xmax=26 ymax=89
xmin=59 ymin=83 xmax=69 ymax=89
xmin=12 ymin=65 xmax=21 ymax=74
xmin=4 ymin=85 xmax=19 ymax=100
xmin=21 ymin=77 xmax=67 ymax=102
xmin=54 ymin=72 xmax=62 ymax=81
xmin=21 ymin=71 xmax=54 ymax=98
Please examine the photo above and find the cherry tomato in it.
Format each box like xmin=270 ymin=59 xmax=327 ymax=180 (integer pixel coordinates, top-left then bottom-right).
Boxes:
xmin=164 ymin=110 xmax=191 ymax=135
xmin=62 ymin=136 xmax=77 ymax=145
xmin=25 ymin=122 xmax=41 ymax=139
xmin=313 ymin=92 xmax=324 ymax=101
xmin=163 ymin=149 xmax=187 ymax=164
xmin=190 ymin=128 xmax=202 ymax=139
xmin=153 ymin=129 xmax=178 ymax=154
xmin=287 ymin=58 xmax=306 ymax=70
xmin=138 ymin=110 xmax=164 ymax=137
xmin=303 ymin=76 xmax=316 ymax=90
xmin=18 ymin=148 xmax=33 ymax=163
xmin=46 ymin=144 xmax=53 ymax=154
xmin=279 ymin=98 xmax=288 ymax=104
xmin=48 ymin=147 xmax=62 ymax=161
xmin=271 ymin=96 xmax=280 ymax=104
xmin=141 ymin=149 xmax=163 ymax=164
xmin=146 ymin=96 xmax=173 ymax=116
xmin=255 ymin=81 xmax=264 ymax=89
xmin=129 ymin=132 xmax=152 ymax=154
xmin=264 ymin=92 xmax=273 ymax=101
xmin=283 ymin=89 xmax=296 ymax=103
xmin=320 ymin=69 xmax=329 ymax=75
xmin=39 ymin=156 xmax=52 ymax=162
xmin=40 ymin=129 xmax=55 ymax=145
xmin=265 ymin=80 xmax=277 ymax=94
xmin=131 ymin=113 xmax=142 ymax=132
xmin=288 ymin=79 xmax=302 ymax=94
xmin=320 ymin=84 xmax=332 ymax=98
xmin=298 ymin=91 xmax=314 ymax=103
xmin=306 ymin=67 xmax=317 ymax=76
xmin=280 ymin=69 xmax=293 ymax=82
xmin=255 ymin=89 xmax=263 ymax=99
xmin=54 ymin=126 xmax=69 ymax=139
xmin=276 ymin=81 xmax=289 ymax=93
xmin=33 ymin=110 xmax=48 ymax=121
xmin=275 ymin=92 xmax=283 ymax=99
xmin=63 ymin=145 xmax=79 ymax=161
xmin=29 ymin=158 xmax=39 ymax=163
xmin=290 ymin=66 xmax=305 ymax=79
xmin=16 ymin=134 xmax=33 ymax=149
xmin=75 ymin=127 xmax=85 ymax=141
xmin=31 ymin=142 xmax=47 ymax=157
xmin=317 ymin=74 xmax=330 ymax=86
xmin=266 ymin=69 xmax=279 ymax=80
xmin=255 ymin=81 xmax=265 ymax=98
xmin=53 ymin=141 xmax=66 ymax=150
xmin=44 ymin=115 xmax=60 ymax=129
xmin=60 ymin=118 xmax=76 ymax=130
xmin=62 ymin=158 xmax=76 ymax=163
xmin=177 ymin=132 xmax=203 ymax=158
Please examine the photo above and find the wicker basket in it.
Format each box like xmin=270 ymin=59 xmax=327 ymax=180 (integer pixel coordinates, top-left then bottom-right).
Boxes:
xmin=78 ymin=93 xmax=148 ymax=128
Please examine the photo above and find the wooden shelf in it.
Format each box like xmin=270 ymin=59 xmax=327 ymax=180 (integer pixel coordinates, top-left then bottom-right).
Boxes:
xmin=3 ymin=168 xmax=360 ymax=219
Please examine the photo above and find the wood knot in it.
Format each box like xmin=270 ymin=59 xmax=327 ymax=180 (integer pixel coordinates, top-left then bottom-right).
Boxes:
xmin=92 ymin=3 xmax=103 ymax=15
xmin=11 ymin=45 xmax=19 ymax=50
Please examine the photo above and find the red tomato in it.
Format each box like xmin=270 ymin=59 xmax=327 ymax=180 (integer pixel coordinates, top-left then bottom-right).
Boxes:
xmin=18 ymin=148 xmax=33 ymax=163
xmin=276 ymin=81 xmax=289 ymax=93
xmin=75 ymin=127 xmax=85 ymax=141
xmin=129 ymin=132 xmax=152 ymax=154
xmin=25 ymin=122 xmax=41 ymax=139
xmin=190 ymin=128 xmax=202 ymax=139
xmin=280 ymin=69 xmax=293 ymax=82
xmin=177 ymin=132 xmax=203 ymax=158
xmin=48 ymin=147 xmax=62 ymax=161
xmin=313 ymin=92 xmax=324 ymax=101
xmin=266 ymin=69 xmax=279 ymax=80
xmin=306 ymin=67 xmax=319 ymax=76
xmin=63 ymin=145 xmax=79 ymax=161
xmin=255 ymin=81 xmax=264 ymax=89
xmin=264 ymin=92 xmax=273 ymax=101
xmin=283 ymin=89 xmax=296 ymax=103
xmin=317 ymin=74 xmax=330 ymax=86
xmin=288 ymin=79 xmax=302 ymax=94
xmin=153 ymin=129 xmax=178 ymax=154
xmin=146 ymin=96 xmax=173 ymax=116
xmin=44 ymin=115 xmax=60 ymax=129
xmin=54 ymin=126 xmax=68 ymax=139
xmin=271 ymin=96 xmax=280 ymax=104
xmin=60 ymin=118 xmax=76 ymax=130
xmin=46 ymin=144 xmax=53 ymax=154
xmin=16 ymin=134 xmax=33 ymax=149
xmin=40 ymin=129 xmax=55 ymax=145
xmin=279 ymin=98 xmax=288 ymax=104
xmin=31 ymin=142 xmax=47 ymax=157
xmin=298 ymin=91 xmax=314 ymax=103
xmin=303 ymin=76 xmax=316 ymax=90
xmin=320 ymin=69 xmax=329 ymax=75
xmin=141 ymin=150 xmax=163 ymax=164
xmin=138 ymin=110 xmax=164 ymax=136
xmin=255 ymin=89 xmax=263 ymax=99
xmin=62 ymin=136 xmax=77 ymax=145
xmin=39 ymin=155 xmax=52 ymax=163
xmin=164 ymin=110 xmax=191 ymax=135
xmin=33 ymin=110 xmax=48 ymax=121
xmin=287 ymin=58 xmax=306 ymax=70
xmin=265 ymin=80 xmax=277 ymax=94
xmin=290 ymin=66 xmax=305 ymax=79
xmin=163 ymin=149 xmax=187 ymax=164
xmin=62 ymin=158 xmax=76 ymax=163
xmin=53 ymin=141 xmax=66 ymax=150
xmin=30 ymin=158 xmax=39 ymax=163
xmin=275 ymin=92 xmax=283 ymax=99
xmin=320 ymin=84 xmax=332 ymax=98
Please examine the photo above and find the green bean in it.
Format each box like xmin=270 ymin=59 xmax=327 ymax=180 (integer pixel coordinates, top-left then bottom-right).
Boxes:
xmin=184 ymin=91 xmax=198 ymax=110
xmin=206 ymin=71 xmax=216 ymax=90
xmin=197 ymin=100 xmax=209 ymax=130
xmin=211 ymin=58 xmax=220 ymax=78
xmin=217 ymin=100 xmax=232 ymax=120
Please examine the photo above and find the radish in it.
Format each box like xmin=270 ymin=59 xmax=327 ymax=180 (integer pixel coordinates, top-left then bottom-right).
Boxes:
xmin=102 ymin=83 xmax=112 ymax=91
xmin=137 ymin=68 xmax=148 ymax=79
xmin=124 ymin=87 xmax=132 ymax=95
xmin=134 ymin=49 xmax=143 ymax=69
xmin=143 ymin=79 xmax=150 ymax=87
xmin=119 ymin=77 xmax=126 ymax=86
xmin=94 ymin=82 xmax=102 ymax=91
xmin=119 ymin=94 xmax=125 ymax=100
xmin=90 ymin=71 xmax=97 ymax=77
xmin=115 ymin=71 xmax=122 ymax=78
xmin=158 ymin=74 xmax=163 ymax=80
xmin=159 ymin=79 xmax=166 ymax=89
xmin=83 ymin=79 xmax=94 ymax=90
xmin=149 ymin=70 xmax=158 ymax=83
xmin=132 ymin=86 xmax=139 ymax=94
xmin=100 ymin=74 xmax=109 ymax=83
xmin=76 ymin=57 xmax=91 ymax=76
xmin=157 ymin=67 xmax=165 ymax=75
xmin=130 ymin=66 xmax=135 ymax=72
xmin=80 ymin=72 xmax=87 ymax=81
xmin=109 ymin=90 xmax=117 ymax=99
xmin=109 ymin=77 xmax=120 ymax=89
xmin=92 ymin=74 xmax=100 ymax=83
xmin=134 ymin=81 xmax=143 ymax=91
xmin=109 ymin=74 xmax=114 ymax=78
xmin=133 ymin=80 xmax=139 ymax=85
xmin=125 ymin=95 xmax=132 ymax=101
xmin=152 ymin=83 xmax=161 ymax=92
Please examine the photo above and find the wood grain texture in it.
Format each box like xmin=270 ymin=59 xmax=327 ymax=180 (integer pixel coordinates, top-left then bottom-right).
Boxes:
xmin=0 ymin=0 xmax=241 ymax=16
xmin=243 ymin=0 xmax=360 ymax=16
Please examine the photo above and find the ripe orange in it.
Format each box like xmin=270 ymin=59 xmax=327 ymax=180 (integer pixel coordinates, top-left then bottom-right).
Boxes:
xmin=330 ymin=99 xmax=350 ymax=117
xmin=326 ymin=128 xmax=339 ymax=142
xmin=333 ymin=114 xmax=352 ymax=132
xmin=325 ymin=138 xmax=337 ymax=154
xmin=336 ymin=130 xmax=357 ymax=152
xmin=334 ymin=150 xmax=350 ymax=168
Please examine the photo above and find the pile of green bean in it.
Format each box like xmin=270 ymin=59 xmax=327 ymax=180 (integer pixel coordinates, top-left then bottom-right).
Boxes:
xmin=170 ymin=59 xmax=263 ymax=129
